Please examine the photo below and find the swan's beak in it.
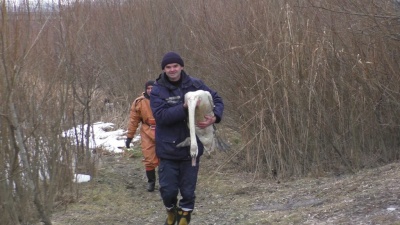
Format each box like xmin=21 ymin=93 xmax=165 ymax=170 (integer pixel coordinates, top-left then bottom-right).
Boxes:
xmin=192 ymin=157 xmax=196 ymax=167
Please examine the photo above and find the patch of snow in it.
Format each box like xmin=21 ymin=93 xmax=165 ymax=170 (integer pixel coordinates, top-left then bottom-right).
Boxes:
xmin=62 ymin=121 xmax=140 ymax=153
xmin=63 ymin=122 xmax=142 ymax=184
xmin=73 ymin=174 xmax=91 ymax=183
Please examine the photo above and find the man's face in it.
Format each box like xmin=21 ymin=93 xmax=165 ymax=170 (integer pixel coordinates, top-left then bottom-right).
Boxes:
xmin=163 ymin=63 xmax=183 ymax=82
xmin=146 ymin=85 xmax=153 ymax=96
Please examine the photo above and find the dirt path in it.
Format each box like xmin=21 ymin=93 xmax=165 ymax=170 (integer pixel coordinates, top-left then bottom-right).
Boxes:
xmin=52 ymin=151 xmax=400 ymax=225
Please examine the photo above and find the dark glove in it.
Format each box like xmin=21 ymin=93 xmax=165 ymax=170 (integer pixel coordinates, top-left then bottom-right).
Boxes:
xmin=125 ymin=138 xmax=133 ymax=148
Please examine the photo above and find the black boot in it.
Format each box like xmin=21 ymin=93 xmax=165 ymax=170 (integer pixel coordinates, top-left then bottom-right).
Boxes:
xmin=176 ymin=208 xmax=191 ymax=225
xmin=145 ymin=169 xmax=156 ymax=192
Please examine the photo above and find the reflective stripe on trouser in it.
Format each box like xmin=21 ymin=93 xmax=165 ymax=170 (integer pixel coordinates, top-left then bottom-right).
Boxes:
xmin=159 ymin=158 xmax=199 ymax=210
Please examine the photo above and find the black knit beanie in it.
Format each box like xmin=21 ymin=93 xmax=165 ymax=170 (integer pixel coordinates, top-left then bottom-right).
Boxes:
xmin=161 ymin=52 xmax=184 ymax=69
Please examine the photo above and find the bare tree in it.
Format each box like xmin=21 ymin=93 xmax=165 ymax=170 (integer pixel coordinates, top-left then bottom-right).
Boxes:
xmin=1 ymin=0 xmax=400 ymax=222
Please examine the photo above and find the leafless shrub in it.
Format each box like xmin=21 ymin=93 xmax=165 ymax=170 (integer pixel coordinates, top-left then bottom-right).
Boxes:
xmin=1 ymin=0 xmax=399 ymax=223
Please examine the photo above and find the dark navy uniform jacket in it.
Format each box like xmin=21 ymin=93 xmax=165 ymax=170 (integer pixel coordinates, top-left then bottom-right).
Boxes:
xmin=150 ymin=71 xmax=224 ymax=161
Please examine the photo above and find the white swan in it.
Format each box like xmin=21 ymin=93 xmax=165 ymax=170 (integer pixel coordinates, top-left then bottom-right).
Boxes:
xmin=177 ymin=90 xmax=215 ymax=166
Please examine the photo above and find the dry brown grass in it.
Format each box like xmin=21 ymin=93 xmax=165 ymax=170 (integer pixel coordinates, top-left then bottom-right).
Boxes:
xmin=51 ymin=149 xmax=400 ymax=225
xmin=1 ymin=0 xmax=400 ymax=224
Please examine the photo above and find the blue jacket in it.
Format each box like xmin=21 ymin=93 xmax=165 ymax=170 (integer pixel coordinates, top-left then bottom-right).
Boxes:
xmin=150 ymin=71 xmax=224 ymax=161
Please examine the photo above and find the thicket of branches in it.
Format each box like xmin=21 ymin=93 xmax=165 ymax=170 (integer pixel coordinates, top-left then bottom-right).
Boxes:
xmin=0 ymin=0 xmax=399 ymax=224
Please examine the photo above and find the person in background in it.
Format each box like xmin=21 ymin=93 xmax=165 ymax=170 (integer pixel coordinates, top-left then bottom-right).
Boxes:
xmin=150 ymin=52 xmax=224 ymax=225
xmin=126 ymin=80 xmax=159 ymax=192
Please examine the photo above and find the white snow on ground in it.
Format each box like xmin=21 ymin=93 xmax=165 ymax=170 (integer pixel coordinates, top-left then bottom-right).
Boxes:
xmin=63 ymin=121 xmax=140 ymax=183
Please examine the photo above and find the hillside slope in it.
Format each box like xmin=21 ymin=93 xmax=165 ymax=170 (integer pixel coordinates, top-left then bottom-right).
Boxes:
xmin=52 ymin=151 xmax=400 ymax=225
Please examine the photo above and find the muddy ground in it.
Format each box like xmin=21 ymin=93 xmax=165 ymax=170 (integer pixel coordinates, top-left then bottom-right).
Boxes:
xmin=51 ymin=149 xmax=400 ymax=225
